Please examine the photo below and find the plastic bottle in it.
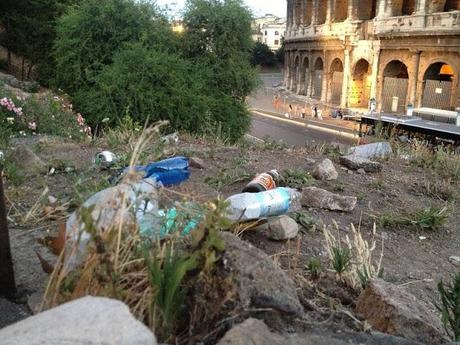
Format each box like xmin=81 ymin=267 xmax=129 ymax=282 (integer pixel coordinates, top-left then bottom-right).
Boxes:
xmin=226 ymin=187 xmax=301 ymax=222
xmin=130 ymin=156 xmax=190 ymax=186
xmin=242 ymin=169 xmax=279 ymax=193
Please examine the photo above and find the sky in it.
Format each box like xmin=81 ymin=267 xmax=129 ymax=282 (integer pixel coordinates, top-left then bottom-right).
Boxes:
xmin=156 ymin=0 xmax=286 ymax=19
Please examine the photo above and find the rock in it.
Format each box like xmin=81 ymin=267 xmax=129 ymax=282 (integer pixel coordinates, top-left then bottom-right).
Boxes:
xmin=0 ymin=298 xmax=30 ymax=329
xmin=301 ymin=187 xmax=357 ymax=212
xmin=305 ymin=158 xmax=316 ymax=164
xmin=340 ymin=155 xmax=382 ymax=173
xmin=221 ymin=232 xmax=303 ymax=317
xmin=312 ymin=158 xmax=338 ymax=181
xmin=349 ymin=142 xmax=393 ymax=160
xmin=356 ymin=279 xmax=446 ymax=345
xmin=0 ymin=296 xmax=157 ymax=345
xmin=449 ymin=256 xmax=460 ymax=266
xmin=189 ymin=157 xmax=205 ymax=169
xmin=8 ymin=145 xmax=47 ymax=176
xmin=357 ymin=168 xmax=366 ymax=175
xmin=267 ymin=216 xmax=299 ymax=240
xmin=217 ymin=318 xmax=422 ymax=345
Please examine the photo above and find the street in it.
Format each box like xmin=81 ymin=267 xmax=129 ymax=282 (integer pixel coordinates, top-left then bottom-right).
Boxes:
xmin=249 ymin=72 xmax=356 ymax=146
xmin=250 ymin=112 xmax=355 ymax=147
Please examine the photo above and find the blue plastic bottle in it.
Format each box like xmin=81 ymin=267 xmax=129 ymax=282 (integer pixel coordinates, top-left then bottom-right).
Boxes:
xmin=143 ymin=156 xmax=190 ymax=186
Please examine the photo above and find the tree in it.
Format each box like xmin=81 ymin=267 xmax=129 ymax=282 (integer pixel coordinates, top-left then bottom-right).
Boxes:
xmin=251 ymin=41 xmax=276 ymax=67
xmin=53 ymin=0 xmax=175 ymax=93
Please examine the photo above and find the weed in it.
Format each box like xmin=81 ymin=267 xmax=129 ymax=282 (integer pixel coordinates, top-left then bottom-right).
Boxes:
xmin=377 ymin=205 xmax=449 ymax=231
xmin=421 ymin=178 xmax=457 ymax=202
xmin=70 ymin=169 xmax=112 ymax=207
xmin=307 ymin=258 xmax=321 ymax=279
xmin=279 ymin=169 xmax=314 ymax=189
xmin=205 ymin=168 xmax=253 ymax=190
xmin=3 ymin=160 xmax=24 ymax=186
xmin=262 ymin=136 xmax=288 ymax=150
xmin=368 ymin=178 xmax=385 ymax=191
xmin=330 ymin=245 xmax=352 ymax=275
xmin=290 ymin=211 xmax=317 ymax=233
xmin=437 ymin=273 xmax=460 ymax=341
xmin=334 ymin=182 xmax=345 ymax=192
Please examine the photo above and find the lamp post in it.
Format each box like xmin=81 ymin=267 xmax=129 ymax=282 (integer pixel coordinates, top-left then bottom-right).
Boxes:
xmin=0 ymin=164 xmax=16 ymax=298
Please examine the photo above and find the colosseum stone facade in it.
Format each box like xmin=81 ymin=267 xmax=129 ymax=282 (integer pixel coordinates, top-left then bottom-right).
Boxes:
xmin=284 ymin=0 xmax=460 ymax=114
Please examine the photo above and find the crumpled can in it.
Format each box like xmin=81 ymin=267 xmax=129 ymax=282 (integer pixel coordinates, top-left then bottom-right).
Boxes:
xmin=93 ymin=151 xmax=117 ymax=169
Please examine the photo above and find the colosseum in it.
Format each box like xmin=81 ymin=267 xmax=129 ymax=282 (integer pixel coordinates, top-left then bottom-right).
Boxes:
xmin=284 ymin=0 xmax=460 ymax=115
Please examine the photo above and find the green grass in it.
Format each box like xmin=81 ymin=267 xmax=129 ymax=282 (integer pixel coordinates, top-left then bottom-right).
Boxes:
xmin=330 ymin=245 xmax=353 ymax=275
xmin=437 ymin=273 xmax=460 ymax=341
xmin=307 ymin=258 xmax=321 ymax=279
xmin=377 ymin=205 xmax=449 ymax=231
xmin=279 ymin=169 xmax=314 ymax=189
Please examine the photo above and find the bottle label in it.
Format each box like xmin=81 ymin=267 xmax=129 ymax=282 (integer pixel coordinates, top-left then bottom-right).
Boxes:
xmin=255 ymin=188 xmax=290 ymax=217
xmin=249 ymin=173 xmax=276 ymax=191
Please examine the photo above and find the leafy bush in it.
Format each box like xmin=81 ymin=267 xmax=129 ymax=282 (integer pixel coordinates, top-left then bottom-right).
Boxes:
xmin=251 ymin=41 xmax=277 ymax=66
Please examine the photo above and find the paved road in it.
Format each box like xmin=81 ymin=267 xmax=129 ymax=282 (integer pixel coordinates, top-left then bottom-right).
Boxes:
xmin=250 ymin=112 xmax=355 ymax=147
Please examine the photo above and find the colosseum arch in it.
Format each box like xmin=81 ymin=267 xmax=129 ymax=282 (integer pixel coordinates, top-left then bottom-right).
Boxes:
xmin=304 ymin=0 xmax=313 ymax=26
xmin=356 ymin=0 xmax=377 ymax=20
xmin=349 ymin=59 xmax=372 ymax=108
xmin=292 ymin=55 xmax=301 ymax=92
xmin=294 ymin=0 xmax=302 ymax=25
xmin=381 ymin=60 xmax=409 ymax=113
xmin=389 ymin=0 xmax=416 ymax=16
xmin=333 ymin=0 xmax=348 ymax=22
xmin=312 ymin=57 xmax=324 ymax=99
xmin=317 ymin=1 xmax=327 ymax=24
xmin=445 ymin=0 xmax=460 ymax=11
xmin=299 ymin=57 xmax=310 ymax=95
xmin=422 ymin=61 xmax=456 ymax=110
xmin=328 ymin=58 xmax=344 ymax=105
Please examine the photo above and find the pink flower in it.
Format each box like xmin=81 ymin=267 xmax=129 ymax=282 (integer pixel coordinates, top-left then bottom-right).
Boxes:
xmin=76 ymin=113 xmax=85 ymax=126
xmin=28 ymin=122 xmax=37 ymax=130
xmin=84 ymin=126 xmax=92 ymax=135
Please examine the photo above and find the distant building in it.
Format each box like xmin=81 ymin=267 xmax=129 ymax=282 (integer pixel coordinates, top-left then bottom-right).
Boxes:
xmin=252 ymin=14 xmax=286 ymax=51
xmin=284 ymin=0 xmax=460 ymax=113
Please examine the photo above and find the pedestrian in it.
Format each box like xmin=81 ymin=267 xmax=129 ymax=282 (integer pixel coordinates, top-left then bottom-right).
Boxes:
xmin=301 ymin=106 xmax=306 ymax=119
xmin=287 ymin=104 xmax=293 ymax=119
xmin=275 ymin=94 xmax=281 ymax=110
xmin=312 ymin=105 xmax=318 ymax=119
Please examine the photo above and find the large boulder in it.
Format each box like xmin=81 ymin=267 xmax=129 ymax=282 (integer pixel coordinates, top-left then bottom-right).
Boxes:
xmin=312 ymin=159 xmax=338 ymax=181
xmin=267 ymin=215 xmax=299 ymax=241
xmin=301 ymin=187 xmax=357 ymax=212
xmin=349 ymin=142 xmax=393 ymax=160
xmin=356 ymin=279 xmax=446 ymax=345
xmin=216 ymin=318 xmax=423 ymax=345
xmin=340 ymin=155 xmax=383 ymax=173
xmin=0 ymin=296 xmax=157 ymax=345
xmin=8 ymin=145 xmax=47 ymax=176
xmin=221 ymin=232 xmax=303 ymax=317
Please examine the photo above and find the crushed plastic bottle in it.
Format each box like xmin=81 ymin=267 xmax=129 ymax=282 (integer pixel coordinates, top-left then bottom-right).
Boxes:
xmin=242 ymin=169 xmax=279 ymax=193
xmin=128 ymin=156 xmax=190 ymax=186
xmin=225 ymin=187 xmax=301 ymax=222
xmin=65 ymin=177 xmax=158 ymax=271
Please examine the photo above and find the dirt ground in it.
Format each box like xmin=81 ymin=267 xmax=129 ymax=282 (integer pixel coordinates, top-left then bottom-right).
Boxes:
xmin=3 ymin=133 xmax=459 ymax=328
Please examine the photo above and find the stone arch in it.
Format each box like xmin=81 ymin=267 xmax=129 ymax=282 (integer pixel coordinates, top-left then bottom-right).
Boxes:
xmin=349 ymin=58 xmax=371 ymax=108
xmin=294 ymin=0 xmax=302 ymax=25
xmin=356 ymin=0 xmax=377 ymax=20
xmin=422 ymin=61 xmax=456 ymax=110
xmin=327 ymin=58 xmax=344 ymax=104
xmin=291 ymin=55 xmax=301 ymax=92
xmin=312 ymin=57 xmax=324 ymax=99
xmin=381 ymin=60 xmax=409 ymax=113
xmin=333 ymin=0 xmax=348 ymax=22
xmin=299 ymin=56 xmax=310 ymax=95
xmin=317 ymin=1 xmax=327 ymax=24
xmin=304 ymin=0 xmax=313 ymax=26
xmin=402 ymin=0 xmax=416 ymax=15
xmin=445 ymin=0 xmax=460 ymax=11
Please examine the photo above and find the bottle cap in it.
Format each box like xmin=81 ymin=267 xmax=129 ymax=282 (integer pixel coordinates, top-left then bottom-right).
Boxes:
xmin=269 ymin=169 xmax=280 ymax=180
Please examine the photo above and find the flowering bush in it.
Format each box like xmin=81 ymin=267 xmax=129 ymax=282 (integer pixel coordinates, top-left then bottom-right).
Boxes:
xmin=0 ymin=86 xmax=92 ymax=147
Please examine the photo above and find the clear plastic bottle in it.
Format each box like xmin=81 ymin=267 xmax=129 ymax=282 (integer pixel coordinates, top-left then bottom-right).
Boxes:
xmin=242 ymin=169 xmax=279 ymax=193
xmin=226 ymin=187 xmax=301 ymax=222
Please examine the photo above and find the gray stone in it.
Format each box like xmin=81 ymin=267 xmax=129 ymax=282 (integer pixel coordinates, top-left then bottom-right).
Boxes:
xmin=301 ymin=187 xmax=357 ymax=212
xmin=312 ymin=158 xmax=338 ymax=181
xmin=221 ymin=232 xmax=303 ymax=316
xmin=449 ymin=256 xmax=460 ymax=266
xmin=217 ymin=318 xmax=423 ymax=345
xmin=356 ymin=279 xmax=446 ymax=345
xmin=340 ymin=155 xmax=383 ymax=173
xmin=267 ymin=216 xmax=299 ymax=241
xmin=305 ymin=158 xmax=316 ymax=164
xmin=0 ymin=298 xmax=30 ymax=329
xmin=189 ymin=157 xmax=206 ymax=169
xmin=357 ymin=168 xmax=366 ymax=175
xmin=0 ymin=296 xmax=157 ymax=345
xmin=8 ymin=145 xmax=47 ymax=176
xmin=349 ymin=142 xmax=393 ymax=160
